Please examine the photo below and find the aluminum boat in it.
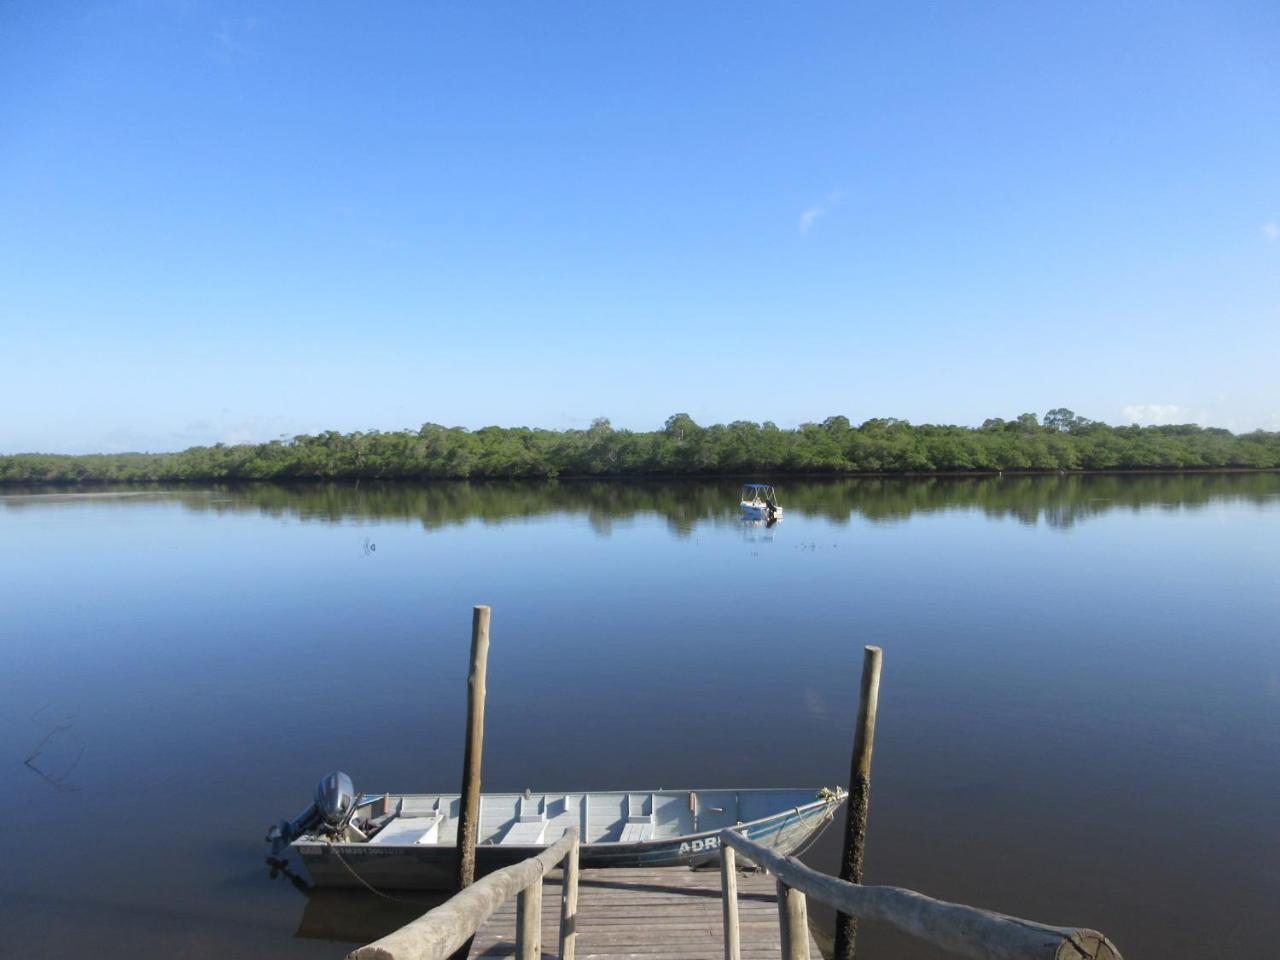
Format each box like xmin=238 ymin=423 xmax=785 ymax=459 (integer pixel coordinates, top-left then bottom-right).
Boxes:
xmin=270 ymin=775 xmax=842 ymax=890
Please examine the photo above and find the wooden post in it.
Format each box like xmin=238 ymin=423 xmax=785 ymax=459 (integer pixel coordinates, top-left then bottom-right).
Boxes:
xmin=516 ymin=878 xmax=542 ymax=960
xmin=559 ymin=834 xmax=580 ymax=960
xmin=721 ymin=844 xmax=740 ymax=960
xmin=834 ymin=644 xmax=882 ymax=960
xmin=455 ymin=605 xmax=491 ymax=891
xmin=776 ymin=881 xmax=811 ymax=960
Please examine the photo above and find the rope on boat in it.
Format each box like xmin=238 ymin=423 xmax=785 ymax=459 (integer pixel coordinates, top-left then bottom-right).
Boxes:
xmin=785 ymin=803 xmax=838 ymax=860
xmin=734 ymin=793 xmax=840 ymax=873
xmin=773 ymin=799 xmax=838 ymax=859
xmin=323 ymin=840 xmax=419 ymax=905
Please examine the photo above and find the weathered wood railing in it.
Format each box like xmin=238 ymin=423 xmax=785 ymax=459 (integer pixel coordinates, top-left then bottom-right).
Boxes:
xmin=719 ymin=830 xmax=1122 ymax=960
xmin=347 ymin=826 xmax=580 ymax=960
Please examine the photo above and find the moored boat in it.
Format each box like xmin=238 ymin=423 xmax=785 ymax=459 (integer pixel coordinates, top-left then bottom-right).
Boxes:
xmin=270 ymin=775 xmax=843 ymax=890
xmin=739 ymin=483 xmax=783 ymax=522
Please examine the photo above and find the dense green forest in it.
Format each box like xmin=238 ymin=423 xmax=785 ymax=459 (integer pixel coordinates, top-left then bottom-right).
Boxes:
xmin=3 ymin=410 xmax=1278 ymax=484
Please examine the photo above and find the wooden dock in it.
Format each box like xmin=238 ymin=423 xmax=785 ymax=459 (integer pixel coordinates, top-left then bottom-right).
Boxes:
xmin=345 ymin=625 xmax=1122 ymax=960
xmin=469 ymin=866 xmax=821 ymax=960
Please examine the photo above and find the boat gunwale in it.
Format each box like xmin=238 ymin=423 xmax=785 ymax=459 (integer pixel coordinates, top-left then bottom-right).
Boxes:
xmin=293 ymin=790 xmax=841 ymax=852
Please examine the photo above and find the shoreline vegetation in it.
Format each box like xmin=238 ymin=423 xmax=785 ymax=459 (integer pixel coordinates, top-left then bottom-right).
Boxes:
xmin=3 ymin=410 xmax=1278 ymax=484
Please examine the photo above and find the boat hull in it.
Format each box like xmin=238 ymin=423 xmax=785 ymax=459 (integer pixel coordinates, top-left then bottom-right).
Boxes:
xmin=295 ymin=796 xmax=835 ymax=890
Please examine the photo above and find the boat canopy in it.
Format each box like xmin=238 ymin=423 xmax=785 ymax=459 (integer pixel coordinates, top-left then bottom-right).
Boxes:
xmin=740 ymin=484 xmax=782 ymax=515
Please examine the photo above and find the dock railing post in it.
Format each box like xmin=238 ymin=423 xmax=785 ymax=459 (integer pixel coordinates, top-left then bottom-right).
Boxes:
xmin=834 ymin=644 xmax=883 ymax=960
xmin=776 ymin=881 xmax=811 ymax=960
xmin=455 ymin=604 xmax=491 ymax=893
xmin=559 ymin=832 xmax=580 ymax=960
xmin=721 ymin=843 xmax=740 ymax=960
xmin=719 ymin=827 xmax=1122 ymax=960
xmin=516 ymin=875 xmax=542 ymax=960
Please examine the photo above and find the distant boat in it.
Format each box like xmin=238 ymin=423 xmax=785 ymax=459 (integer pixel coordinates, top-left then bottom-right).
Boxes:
xmin=740 ymin=483 xmax=783 ymax=522
xmin=270 ymin=775 xmax=842 ymax=890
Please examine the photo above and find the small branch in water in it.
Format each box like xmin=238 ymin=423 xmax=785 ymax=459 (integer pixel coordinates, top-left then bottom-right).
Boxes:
xmin=24 ymin=706 xmax=85 ymax=792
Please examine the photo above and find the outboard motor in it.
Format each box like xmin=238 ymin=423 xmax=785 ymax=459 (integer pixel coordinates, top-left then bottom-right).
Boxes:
xmin=316 ymin=771 xmax=357 ymax=826
xmin=268 ymin=771 xmax=357 ymax=854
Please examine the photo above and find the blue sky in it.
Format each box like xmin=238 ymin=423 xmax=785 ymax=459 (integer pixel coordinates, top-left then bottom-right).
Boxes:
xmin=2 ymin=1 xmax=1278 ymax=454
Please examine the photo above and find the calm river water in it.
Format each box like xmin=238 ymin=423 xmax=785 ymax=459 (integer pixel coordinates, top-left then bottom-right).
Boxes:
xmin=1 ymin=475 xmax=1277 ymax=959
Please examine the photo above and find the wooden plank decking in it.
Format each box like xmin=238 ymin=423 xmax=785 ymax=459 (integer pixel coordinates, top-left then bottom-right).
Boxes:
xmin=469 ymin=866 xmax=822 ymax=960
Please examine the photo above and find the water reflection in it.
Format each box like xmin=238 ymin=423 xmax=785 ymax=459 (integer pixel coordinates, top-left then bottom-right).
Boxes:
xmin=1 ymin=473 xmax=1277 ymax=960
xmin=4 ymin=473 xmax=1277 ymax=532
xmin=266 ymin=855 xmax=449 ymax=945
xmin=293 ymin=888 xmax=446 ymax=944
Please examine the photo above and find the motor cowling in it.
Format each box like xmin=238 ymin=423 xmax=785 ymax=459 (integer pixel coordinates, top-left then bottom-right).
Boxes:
xmin=268 ymin=771 xmax=358 ymax=853
xmin=315 ymin=771 xmax=357 ymax=826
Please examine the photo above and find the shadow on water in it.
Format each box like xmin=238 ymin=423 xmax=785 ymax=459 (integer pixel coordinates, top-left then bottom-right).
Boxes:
xmin=266 ymin=856 xmax=446 ymax=945
xmin=292 ymin=889 xmax=446 ymax=945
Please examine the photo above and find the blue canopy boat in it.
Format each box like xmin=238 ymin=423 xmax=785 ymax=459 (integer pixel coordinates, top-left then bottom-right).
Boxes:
xmin=271 ymin=776 xmax=842 ymax=890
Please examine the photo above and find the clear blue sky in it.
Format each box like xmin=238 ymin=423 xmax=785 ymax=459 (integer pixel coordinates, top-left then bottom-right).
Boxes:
xmin=3 ymin=1 xmax=1278 ymax=454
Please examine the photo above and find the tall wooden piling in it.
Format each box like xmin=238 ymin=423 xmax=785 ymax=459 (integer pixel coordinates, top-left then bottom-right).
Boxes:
xmin=833 ymin=644 xmax=882 ymax=960
xmin=455 ymin=605 xmax=491 ymax=892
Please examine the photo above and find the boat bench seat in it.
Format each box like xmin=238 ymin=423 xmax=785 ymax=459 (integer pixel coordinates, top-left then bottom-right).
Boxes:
xmin=620 ymin=792 xmax=655 ymax=842
xmin=500 ymin=821 xmax=548 ymax=845
xmin=399 ymin=797 xmax=442 ymax=817
xmin=370 ymin=814 xmax=443 ymax=845
xmin=618 ymin=821 xmax=654 ymax=843
xmin=545 ymin=813 xmax=579 ymax=841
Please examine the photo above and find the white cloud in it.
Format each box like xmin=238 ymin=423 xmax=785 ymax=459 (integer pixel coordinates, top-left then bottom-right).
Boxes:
xmin=798 ymin=206 xmax=825 ymax=234
xmin=798 ymin=190 xmax=846 ymax=235
xmin=222 ymin=414 xmax=292 ymax=446
xmin=1121 ymin=404 xmax=1186 ymax=425
xmin=1264 ymin=222 xmax=1280 ymax=241
xmin=213 ymin=18 xmax=259 ymax=58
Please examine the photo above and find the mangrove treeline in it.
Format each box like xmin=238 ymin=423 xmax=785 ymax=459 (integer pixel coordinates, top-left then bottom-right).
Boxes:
xmin=3 ymin=410 xmax=1279 ymax=484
